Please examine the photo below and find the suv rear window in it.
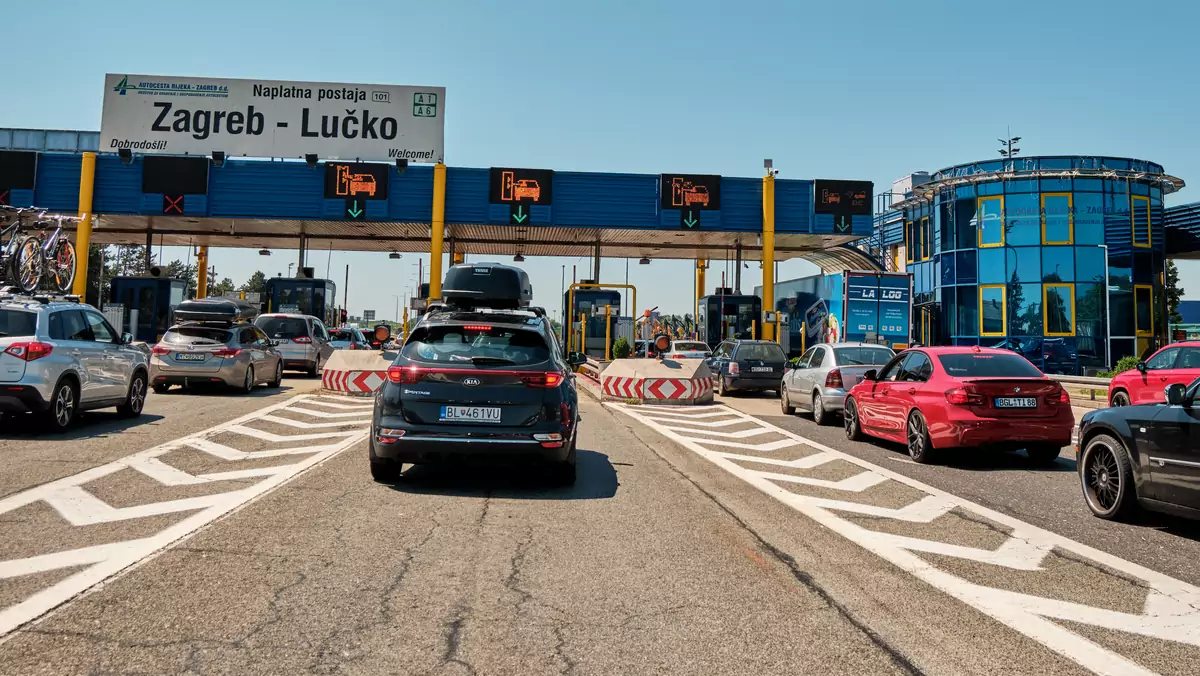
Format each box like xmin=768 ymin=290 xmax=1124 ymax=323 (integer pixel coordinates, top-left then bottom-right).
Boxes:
xmin=937 ymin=353 xmax=1043 ymax=378
xmin=256 ymin=317 xmax=310 ymax=339
xmin=0 ymin=309 xmax=37 ymax=338
xmin=402 ymin=325 xmax=550 ymax=366
xmin=673 ymin=342 xmax=709 ymax=352
xmin=834 ymin=346 xmax=894 ymax=366
xmin=329 ymin=330 xmax=357 ymax=342
xmin=736 ymin=343 xmax=786 ymax=362
xmin=163 ymin=327 xmax=231 ymax=345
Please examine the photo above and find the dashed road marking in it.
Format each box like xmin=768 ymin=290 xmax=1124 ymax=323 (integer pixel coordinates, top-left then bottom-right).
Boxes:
xmin=610 ymin=403 xmax=1200 ymax=676
xmin=0 ymin=394 xmax=369 ymax=640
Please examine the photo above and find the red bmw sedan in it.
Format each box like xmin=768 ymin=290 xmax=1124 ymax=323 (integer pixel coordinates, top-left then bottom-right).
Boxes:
xmin=843 ymin=346 xmax=1074 ymax=465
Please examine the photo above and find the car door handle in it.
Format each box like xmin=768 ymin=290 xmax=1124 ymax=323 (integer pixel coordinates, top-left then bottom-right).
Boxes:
xmin=70 ymin=349 xmax=82 ymax=357
xmin=906 ymin=388 xmax=917 ymax=395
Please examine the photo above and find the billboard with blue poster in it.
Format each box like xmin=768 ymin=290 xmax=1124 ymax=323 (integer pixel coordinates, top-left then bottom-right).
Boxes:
xmin=766 ymin=270 xmax=912 ymax=357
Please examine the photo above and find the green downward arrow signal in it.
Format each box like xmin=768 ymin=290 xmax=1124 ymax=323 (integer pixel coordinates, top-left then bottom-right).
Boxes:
xmin=513 ymin=205 xmax=528 ymax=223
xmin=683 ymin=211 xmax=698 ymax=228
xmin=347 ymin=200 xmax=363 ymax=218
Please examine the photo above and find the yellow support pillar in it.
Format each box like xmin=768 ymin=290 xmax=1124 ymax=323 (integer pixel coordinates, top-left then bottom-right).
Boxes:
xmin=71 ymin=152 xmax=97 ymax=297
xmin=605 ymin=305 xmax=612 ymax=361
xmin=761 ymin=174 xmax=776 ymax=341
xmin=402 ymin=307 xmax=410 ymax=342
xmin=195 ymin=246 xmax=209 ymax=299
xmin=695 ymin=259 xmax=706 ymax=337
xmin=429 ymin=162 xmax=447 ymax=300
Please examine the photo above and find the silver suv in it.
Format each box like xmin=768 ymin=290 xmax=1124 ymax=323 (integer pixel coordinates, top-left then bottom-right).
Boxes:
xmin=0 ymin=295 xmax=150 ymax=430
xmin=253 ymin=313 xmax=334 ymax=376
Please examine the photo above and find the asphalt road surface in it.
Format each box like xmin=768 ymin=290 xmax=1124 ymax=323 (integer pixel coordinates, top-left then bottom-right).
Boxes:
xmin=0 ymin=379 xmax=1196 ymax=675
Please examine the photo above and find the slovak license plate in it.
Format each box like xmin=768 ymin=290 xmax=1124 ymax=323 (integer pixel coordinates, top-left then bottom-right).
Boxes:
xmin=995 ymin=397 xmax=1037 ymax=408
xmin=751 ymin=366 xmax=772 ymax=373
xmin=174 ymin=353 xmax=206 ymax=361
xmin=440 ymin=406 xmax=502 ymax=423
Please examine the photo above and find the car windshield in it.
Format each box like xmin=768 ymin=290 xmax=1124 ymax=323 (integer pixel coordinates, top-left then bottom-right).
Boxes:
xmin=834 ymin=346 xmax=894 ymax=366
xmin=737 ymin=343 xmax=786 ymax=362
xmin=329 ymin=330 xmax=357 ymax=342
xmin=0 ymin=309 xmax=37 ymax=338
xmin=402 ymin=324 xmax=550 ymax=366
xmin=672 ymin=342 xmax=709 ymax=352
xmin=162 ymin=327 xmax=231 ymax=345
xmin=937 ymin=353 xmax=1043 ymax=378
xmin=256 ymin=317 xmax=309 ymax=339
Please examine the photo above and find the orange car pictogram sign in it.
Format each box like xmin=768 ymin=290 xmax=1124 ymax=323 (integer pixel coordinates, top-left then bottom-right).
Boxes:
xmin=335 ymin=165 xmax=377 ymax=197
xmin=671 ymin=177 xmax=710 ymax=208
xmin=501 ymin=171 xmax=542 ymax=202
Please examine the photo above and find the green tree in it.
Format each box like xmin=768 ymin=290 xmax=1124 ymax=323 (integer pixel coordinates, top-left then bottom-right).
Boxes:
xmin=163 ymin=260 xmax=199 ymax=298
xmin=1006 ymin=271 xmax=1025 ymax=338
xmin=1166 ymin=260 xmax=1185 ymax=323
xmin=213 ymin=277 xmax=236 ymax=296
xmin=240 ymin=270 xmax=269 ymax=294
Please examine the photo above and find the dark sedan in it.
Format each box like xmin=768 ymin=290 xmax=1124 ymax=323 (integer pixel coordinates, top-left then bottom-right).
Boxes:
xmin=1075 ymin=376 xmax=1200 ymax=521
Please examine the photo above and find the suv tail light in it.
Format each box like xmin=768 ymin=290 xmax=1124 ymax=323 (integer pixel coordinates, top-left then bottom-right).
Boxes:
xmin=151 ymin=345 xmax=170 ymax=356
xmin=214 ymin=348 xmax=242 ymax=358
xmin=728 ymin=361 xmax=740 ymax=375
xmin=1046 ymin=387 xmax=1071 ymax=405
xmin=4 ymin=341 xmax=53 ymax=362
xmin=945 ymin=387 xmax=985 ymax=406
xmin=292 ymin=336 xmax=312 ymax=344
xmin=825 ymin=368 xmax=843 ymax=388
xmin=387 ymin=366 xmax=424 ymax=384
xmin=522 ymin=372 xmax=565 ymax=388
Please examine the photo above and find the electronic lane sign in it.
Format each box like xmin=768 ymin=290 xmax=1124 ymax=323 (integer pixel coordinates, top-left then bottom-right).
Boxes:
xmin=142 ymin=156 xmax=209 ymax=215
xmin=0 ymin=151 xmax=37 ymax=206
xmin=660 ymin=173 xmax=720 ymax=230
xmin=489 ymin=167 xmax=554 ymax=225
xmin=324 ymin=161 xmax=389 ymax=220
xmin=814 ymin=179 xmax=872 ymax=233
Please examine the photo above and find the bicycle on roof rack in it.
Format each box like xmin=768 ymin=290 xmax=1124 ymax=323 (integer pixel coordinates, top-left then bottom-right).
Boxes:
xmin=32 ymin=213 xmax=78 ymax=293
xmin=0 ymin=205 xmax=45 ymax=294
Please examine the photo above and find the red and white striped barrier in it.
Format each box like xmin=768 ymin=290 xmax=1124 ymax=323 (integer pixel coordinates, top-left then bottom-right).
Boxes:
xmin=599 ymin=360 xmax=715 ymax=405
xmin=321 ymin=350 xmax=394 ymax=397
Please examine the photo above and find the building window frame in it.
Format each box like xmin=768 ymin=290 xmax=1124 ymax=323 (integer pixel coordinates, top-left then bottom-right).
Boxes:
xmin=905 ymin=221 xmax=914 ymax=264
xmin=1040 ymin=192 xmax=1074 ymax=245
xmin=1043 ymin=283 xmax=1076 ymax=337
xmin=1134 ymin=283 xmax=1153 ymax=336
xmin=920 ymin=216 xmax=931 ymax=261
xmin=977 ymin=196 xmax=1005 ymax=248
xmin=1132 ymin=195 xmax=1151 ymax=248
xmin=979 ymin=284 xmax=1006 ymax=337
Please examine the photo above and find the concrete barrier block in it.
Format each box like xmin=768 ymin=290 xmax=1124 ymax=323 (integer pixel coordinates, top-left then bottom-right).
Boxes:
xmin=322 ymin=349 xmax=396 ymax=395
xmin=600 ymin=358 xmax=714 ymax=405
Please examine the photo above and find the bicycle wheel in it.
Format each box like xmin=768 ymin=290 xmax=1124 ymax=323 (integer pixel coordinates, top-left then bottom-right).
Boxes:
xmin=12 ymin=236 xmax=43 ymax=293
xmin=50 ymin=240 xmax=77 ymax=293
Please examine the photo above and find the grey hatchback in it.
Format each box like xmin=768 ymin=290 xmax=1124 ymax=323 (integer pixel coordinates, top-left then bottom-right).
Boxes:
xmin=150 ymin=323 xmax=283 ymax=393
xmin=254 ymin=314 xmax=334 ymax=376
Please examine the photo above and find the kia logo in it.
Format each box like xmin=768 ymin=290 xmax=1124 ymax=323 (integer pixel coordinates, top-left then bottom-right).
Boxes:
xmin=463 ymin=377 xmax=481 ymax=387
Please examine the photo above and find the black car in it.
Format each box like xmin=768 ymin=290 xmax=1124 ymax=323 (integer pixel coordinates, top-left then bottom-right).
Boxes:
xmin=707 ymin=339 xmax=788 ymax=396
xmin=369 ymin=306 xmax=587 ymax=485
xmin=1075 ymin=376 xmax=1200 ymax=521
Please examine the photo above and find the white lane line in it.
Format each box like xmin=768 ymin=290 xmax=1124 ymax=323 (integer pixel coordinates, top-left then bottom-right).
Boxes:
xmin=184 ymin=437 xmax=348 ymax=460
xmin=708 ymin=450 xmax=836 ymax=470
xmin=673 ymin=436 xmax=799 ymax=452
xmin=640 ymin=416 xmax=751 ymax=428
xmin=658 ymin=424 xmax=774 ymax=439
xmin=282 ymin=406 xmax=373 ymax=418
xmin=225 ymin=425 xmax=364 ymax=443
xmin=294 ymin=399 xmax=375 ymax=411
xmin=258 ymin=414 xmax=371 ymax=429
xmin=609 ymin=403 xmax=1200 ymax=675
xmin=0 ymin=394 xmax=368 ymax=640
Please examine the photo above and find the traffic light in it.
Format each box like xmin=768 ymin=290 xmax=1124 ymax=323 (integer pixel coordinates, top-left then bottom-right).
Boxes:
xmin=340 ymin=309 xmax=348 ymax=326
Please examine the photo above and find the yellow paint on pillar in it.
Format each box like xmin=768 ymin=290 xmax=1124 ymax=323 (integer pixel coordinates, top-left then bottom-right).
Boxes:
xmin=761 ymin=174 xmax=776 ymax=341
xmin=195 ymin=247 xmax=209 ymax=299
xmin=429 ymin=162 xmax=447 ymax=300
xmin=71 ymin=152 xmax=96 ymax=297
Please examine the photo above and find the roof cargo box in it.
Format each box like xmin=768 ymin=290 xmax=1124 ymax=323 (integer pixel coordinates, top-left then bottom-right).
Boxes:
xmin=442 ymin=263 xmax=532 ymax=310
xmin=174 ymin=298 xmax=259 ymax=324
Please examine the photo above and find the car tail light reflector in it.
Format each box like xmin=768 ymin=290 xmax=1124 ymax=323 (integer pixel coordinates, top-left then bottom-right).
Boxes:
xmin=376 ymin=428 xmax=405 ymax=445
xmin=825 ymin=368 xmax=843 ymax=388
xmin=462 ymin=325 xmax=492 ymax=331
xmin=728 ymin=361 xmax=740 ymax=375
xmin=1046 ymin=388 xmax=1071 ymax=405
xmin=150 ymin=345 xmax=170 ymax=356
xmin=3 ymin=341 xmax=53 ymax=362
xmin=292 ymin=336 xmax=312 ymax=344
xmin=387 ymin=366 xmax=425 ymax=384
xmin=214 ymin=348 xmax=242 ymax=358
xmin=522 ymin=372 xmax=565 ymax=388
xmin=534 ymin=432 xmax=564 ymax=449
xmin=945 ymin=387 xmax=985 ymax=406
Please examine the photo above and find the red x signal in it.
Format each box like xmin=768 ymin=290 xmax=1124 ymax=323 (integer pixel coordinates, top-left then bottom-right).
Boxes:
xmin=163 ymin=195 xmax=184 ymax=214
xmin=0 ymin=190 xmax=9 ymax=206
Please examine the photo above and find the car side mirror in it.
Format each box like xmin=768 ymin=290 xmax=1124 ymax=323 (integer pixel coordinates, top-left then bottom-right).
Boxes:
xmin=1166 ymin=383 xmax=1188 ymax=407
xmin=1137 ymin=361 xmax=1147 ymax=374
xmin=121 ymin=332 xmax=134 ymax=345
xmin=862 ymin=369 xmax=878 ymax=382
xmin=568 ymin=352 xmax=588 ymax=367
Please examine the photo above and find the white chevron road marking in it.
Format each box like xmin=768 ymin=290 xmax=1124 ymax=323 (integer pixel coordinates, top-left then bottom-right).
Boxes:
xmin=609 ymin=402 xmax=1200 ymax=676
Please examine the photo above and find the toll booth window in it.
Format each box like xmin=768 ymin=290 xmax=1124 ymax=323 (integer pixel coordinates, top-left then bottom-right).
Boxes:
xmin=402 ymin=326 xmax=550 ymax=366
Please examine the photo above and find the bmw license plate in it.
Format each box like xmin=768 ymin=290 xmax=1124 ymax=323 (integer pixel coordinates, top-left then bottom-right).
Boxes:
xmin=440 ymin=406 xmax=502 ymax=423
xmin=995 ymin=397 xmax=1037 ymax=408
xmin=174 ymin=353 xmax=206 ymax=362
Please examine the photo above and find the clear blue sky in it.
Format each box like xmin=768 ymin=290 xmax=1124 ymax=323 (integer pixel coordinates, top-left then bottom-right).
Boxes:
xmin=5 ymin=0 xmax=1200 ymax=319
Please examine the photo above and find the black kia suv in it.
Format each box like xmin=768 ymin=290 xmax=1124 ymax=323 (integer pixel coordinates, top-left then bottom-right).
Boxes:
xmin=369 ymin=263 xmax=586 ymax=485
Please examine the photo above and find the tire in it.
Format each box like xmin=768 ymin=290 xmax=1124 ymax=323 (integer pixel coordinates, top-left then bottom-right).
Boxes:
xmin=844 ymin=396 xmax=864 ymax=441
xmin=1026 ymin=444 xmax=1063 ymax=467
xmin=369 ymin=443 xmax=403 ymax=483
xmin=781 ymin=386 xmax=795 ymax=415
xmin=718 ymin=376 xmax=728 ymax=397
xmin=50 ymin=240 xmax=77 ymax=293
xmin=11 ymin=236 xmax=43 ymax=293
xmin=42 ymin=378 xmax=78 ymax=432
xmin=238 ymin=365 xmax=255 ymax=394
xmin=152 ymin=384 xmax=170 ymax=395
xmin=1110 ymin=391 xmax=1130 ymax=407
xmin=906 ymin=410 xmax=936 ymax=464
xmin=117 ymin=371 xmax=147 ymax=418
xmin=812 ymin=391 xmax=827 ymax=426
xmin=548 ymin=442 xmax=578 ymax=487
xmin=268 ymin=361 xmax=283 ymax=388
xmin=1080 ymin=433 xmax=1136 ymax=520
xmin=307 ymin=360 xmax=320 ymax=379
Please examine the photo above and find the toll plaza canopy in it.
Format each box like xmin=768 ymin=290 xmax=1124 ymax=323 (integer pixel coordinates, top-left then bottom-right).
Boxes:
xmin=0 ymin=129 xmax=877 ymax=271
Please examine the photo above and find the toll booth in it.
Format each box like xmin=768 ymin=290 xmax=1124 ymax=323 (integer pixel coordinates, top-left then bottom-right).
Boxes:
xmin=265 ymin=277 xmax=338 ymax=326
xmin=562 ymin=285 xmax=622 ymax=358
xmin=697 ymin=290 xmax=762 ymax=348
xmin=109 ymin=276 xmax=187 ymax=343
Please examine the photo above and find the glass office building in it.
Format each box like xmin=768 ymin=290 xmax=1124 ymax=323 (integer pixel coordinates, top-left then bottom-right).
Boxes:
xmin=889 ymin=156 xmax=1184 ymax=375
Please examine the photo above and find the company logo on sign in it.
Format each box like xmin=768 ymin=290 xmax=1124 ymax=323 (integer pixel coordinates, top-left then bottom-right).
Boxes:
xmin=113 ymin=75 xmax=229 ymax=98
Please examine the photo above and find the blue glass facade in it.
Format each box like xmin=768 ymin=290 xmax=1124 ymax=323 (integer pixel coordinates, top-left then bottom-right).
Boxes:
xmin=894 ymin=156 xmax=1180 ymax=375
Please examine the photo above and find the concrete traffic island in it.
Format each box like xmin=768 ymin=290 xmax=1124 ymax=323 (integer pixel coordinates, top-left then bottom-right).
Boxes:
xmin=600 ymin=358 xmax=715 ymax=405
xmin=320 ymin=350 xmax=397 ymax=396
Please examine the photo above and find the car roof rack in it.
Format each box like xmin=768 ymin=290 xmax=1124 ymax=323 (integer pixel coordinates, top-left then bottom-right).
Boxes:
xmin=0 ymin=291 xmax=82 ymax=305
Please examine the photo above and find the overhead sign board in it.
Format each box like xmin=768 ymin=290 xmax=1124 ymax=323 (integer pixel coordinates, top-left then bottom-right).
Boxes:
xmin=659 ymin=174 xmax=721 ymax=211
xmin=323 ymin=162 xmax=389 ymax=200
xmin=489 ymin=168 xmax=554 ymax=204
xmin=814 ymin=180 xmax=872 ymax=233
xmin=101 ymin=74 xmax=446 ymax=163
xmin=363 ymin=310 xmax=376 ymax=321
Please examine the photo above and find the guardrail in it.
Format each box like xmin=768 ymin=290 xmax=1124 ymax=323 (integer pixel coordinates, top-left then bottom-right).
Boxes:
xmin=1049 ymin=373 xmax=1111 ymax=403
